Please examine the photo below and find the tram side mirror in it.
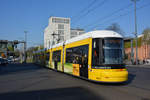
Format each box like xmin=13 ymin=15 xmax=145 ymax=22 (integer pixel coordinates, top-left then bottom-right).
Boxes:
xmin=94 ymin=41 xmax=96 ymax=48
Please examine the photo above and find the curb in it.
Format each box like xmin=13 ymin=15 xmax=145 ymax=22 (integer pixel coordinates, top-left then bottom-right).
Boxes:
xmin=126 ymin=64 xmax=150 ymax=68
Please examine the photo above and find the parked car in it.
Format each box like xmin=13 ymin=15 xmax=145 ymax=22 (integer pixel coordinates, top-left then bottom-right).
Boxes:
xmin=0 ymin=58 xmax=8 ymax=65
xmin=7 ymin=58 xmax=13 ymax=64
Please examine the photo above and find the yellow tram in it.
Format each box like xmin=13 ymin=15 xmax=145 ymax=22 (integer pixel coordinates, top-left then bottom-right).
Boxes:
xmin=34 ymin=30 xmax=128 ymax=83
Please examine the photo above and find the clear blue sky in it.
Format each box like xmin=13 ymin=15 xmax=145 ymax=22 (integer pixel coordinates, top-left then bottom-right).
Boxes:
xmin=0 ymin=0 xmax=150 ymax=48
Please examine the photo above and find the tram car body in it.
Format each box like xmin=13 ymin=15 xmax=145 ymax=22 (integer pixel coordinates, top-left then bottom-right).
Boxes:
xmin=33 ymin=30 xmax=128 ymax=83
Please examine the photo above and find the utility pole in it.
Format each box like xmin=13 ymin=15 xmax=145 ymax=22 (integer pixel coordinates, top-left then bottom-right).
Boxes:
xmin=24 ymin=31 xmax=28 ymax=63
xmin=131 ymin=0 xmax=139 ymax=65
xmin=131 ymin=38 xmax=134 ymax=64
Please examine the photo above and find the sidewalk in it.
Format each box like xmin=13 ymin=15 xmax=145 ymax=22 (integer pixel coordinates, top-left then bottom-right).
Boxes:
xmin=126 ymin=64 xmax=150 ymax=68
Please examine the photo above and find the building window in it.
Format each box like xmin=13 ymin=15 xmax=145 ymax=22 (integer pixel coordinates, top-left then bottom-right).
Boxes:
xmin=64 ymin=19 xmax=69 ymax=24
xmin=59 ymin=36 xmax=64 ymax=41
xmin=58 ymin=24 xmax=64 ymax=29
xmin=52 ymin=18 xmax=69 ymax=24
xmin=71 ymin=36 xmax=76 ymax=38
xmin=58 ymin=30 xmax=64 ymax=35
xmin=79 ymin=32 xmax=84 ymax=35
xmin=71 ymin=31 xmax=77 ymax=36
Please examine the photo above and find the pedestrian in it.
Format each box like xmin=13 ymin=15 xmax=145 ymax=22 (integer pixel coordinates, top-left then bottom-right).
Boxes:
xmin=143 ymin=59 xmax=145 ymax=64
xmin=138 ymin=59 xmax=140 ymax=65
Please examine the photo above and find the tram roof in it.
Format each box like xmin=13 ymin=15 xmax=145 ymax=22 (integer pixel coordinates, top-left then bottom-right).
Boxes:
xmin=65 ymin=30 xmax=123 ymax=45
xmin=52 ymin=42 xmax=63 ymax=48
xmin=51 ymin=30 xmax=123 ymax=48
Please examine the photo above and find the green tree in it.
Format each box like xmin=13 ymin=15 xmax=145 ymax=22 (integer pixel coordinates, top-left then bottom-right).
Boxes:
xmin=26 ymin=45 xmax=44 ymax=63
xmin=7 ymin=46 xmax=14 ymax=52
xmin=14 ymin=49 xmax=20 ymax=58
xmin=142 ymin=28 xmax=150 ymax=45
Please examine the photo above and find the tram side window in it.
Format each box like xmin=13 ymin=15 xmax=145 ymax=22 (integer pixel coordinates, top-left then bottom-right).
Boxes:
xmin=92 ymin=38 xmax=104 ymax=66
xmin=66 ymin=48 xmax=74 ymax=63
xmin=66 ymin=45 xmax=89 ymax=63
xmin=52 ymin=50 xmax=61 ymax=62
xmin=46 ymin=52 xmax=50 ymax=61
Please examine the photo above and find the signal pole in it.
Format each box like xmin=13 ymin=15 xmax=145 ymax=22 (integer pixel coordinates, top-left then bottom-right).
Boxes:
xmin=131 ymin=0 xmax=139 ymax=65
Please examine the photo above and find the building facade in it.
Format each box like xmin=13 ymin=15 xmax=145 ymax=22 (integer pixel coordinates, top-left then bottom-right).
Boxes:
xmin=70 ymin=28 xmax=85 ymax=38
xmin=124 ymin=35 xmax=150 ymax=64
xmin=125 ymin=45 xmax=150 ymax=61
xmin=44 ymin=17 xmax=70 ymax=48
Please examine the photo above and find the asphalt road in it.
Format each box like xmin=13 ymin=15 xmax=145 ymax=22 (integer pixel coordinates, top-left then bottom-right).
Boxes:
xmin=0 ymin=64 xmax=150 ymax=100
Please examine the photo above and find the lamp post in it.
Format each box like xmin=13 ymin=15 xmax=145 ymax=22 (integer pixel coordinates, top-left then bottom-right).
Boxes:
xmin=51 ymin=32 xmax=60 ymax=46
xmin=24 ymin=31 xmax=28 ymax=63
xmin=131 ymin=38 xmax=134 ymax=64
xmin=131 ymin=0 xmax=139 ymax=65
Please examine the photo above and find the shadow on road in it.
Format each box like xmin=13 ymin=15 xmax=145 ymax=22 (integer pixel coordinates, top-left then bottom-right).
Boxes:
xmin=0 ymin=86 xmax=103 ymax=100
xmin=124 ymin=73 xmax=136 ymax=85
xmin=0 ymin=63 xmax=42 ymax=75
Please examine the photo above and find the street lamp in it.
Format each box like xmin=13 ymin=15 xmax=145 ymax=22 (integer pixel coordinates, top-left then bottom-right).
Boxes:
xmin=51 ymin=32 xmax=60 ymax=46
xmin=24 ymin=31 xmax=28 ymax=63
xmin=131 ymin=0 xmax=139 ymax=65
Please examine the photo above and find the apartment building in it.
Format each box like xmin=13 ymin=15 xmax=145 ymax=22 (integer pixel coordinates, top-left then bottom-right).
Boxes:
xmin=70 ymin=28 xmax=85 ymax=38
xmin=44 ymin=17 xmax=70 ymax=48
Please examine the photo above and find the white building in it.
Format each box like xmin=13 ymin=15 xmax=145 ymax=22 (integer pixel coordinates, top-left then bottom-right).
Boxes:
xmin=44 ymin=17 xmax=70 ymax=48
xmin=70 ymin=28 xmax=85 ymax=38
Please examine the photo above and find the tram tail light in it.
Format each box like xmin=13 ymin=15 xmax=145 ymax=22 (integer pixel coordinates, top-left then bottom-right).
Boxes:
xmin=115 ymin=69 xmax=124 ymax=71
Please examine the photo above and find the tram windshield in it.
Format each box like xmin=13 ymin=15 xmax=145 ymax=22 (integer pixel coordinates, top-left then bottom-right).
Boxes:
xmin=92 ymin=38 xmax=124 ymax=67
xmin=103 ymin=38 xmax=123 ymax=64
